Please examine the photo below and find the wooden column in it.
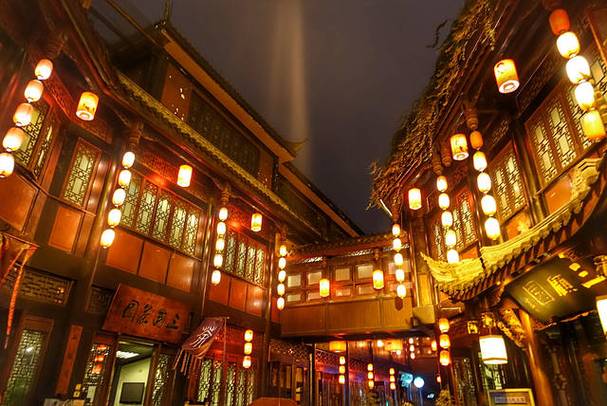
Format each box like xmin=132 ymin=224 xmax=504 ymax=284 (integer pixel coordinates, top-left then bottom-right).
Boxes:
xmin=519 ymin=309 xmax=555 ymax=405
xmin=258 ymin=232 xmax=277 ymax=397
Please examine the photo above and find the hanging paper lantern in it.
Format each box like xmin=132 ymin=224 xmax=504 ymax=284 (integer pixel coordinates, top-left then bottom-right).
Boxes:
xmin=436 ymin=175 xmax=448 ymax=192
xmin=469 ymin=130 xmax=484 ymax=150
xmin=390 ymin=382 xmax=396 ymax=390
xmin=392 ymin=238 xmax=402 ymax=251
xmin=319 ymin=278 xmax=330 ymax=298
xmin=211 ymin=270 xmax=222 ymax=285
xmin=367 ymin=363 xmax=374 ymax=372
xmin=213 ymin=253 xmax=224 ymax=268
xmin=394 ymin=252 xmax=404 ymax=266
xmin=177 ymin=164 xmax=192 ymax=187
xmin=329 ymin=341 xmax=347 ymax=353
xmin=408 ymin=188 xmax=422 ymax=210
xmin=76 ymin=91 xmax=99 ymax=121
xmin=251 ymin=213 xmax=263 ymax=232
xmin=278 ymin=257 xmax=287 ymax=269
xmin=409 ymin=352 xmax=416 ymax=360
xmin=438 ymin=193 xmax=450 ymax=210
xmin=218 ymin=207 xmax=229 ymax=221
xmin=392 ymin=223 xmax=401 ymax=237
xmin=0 ymin=152 xmax=15 ymax=178
xmin=549 ymin=9 xmax=570 ymax=35
xmin=215 ymin=238 xmax=225 ymax=252
xmin=339 ymin=375 xmax=346 ymax=385
xmin=279 ymin=244 xmax=288 ymax=257
xmin=484 ymin=217 xmax=501 ymax=240
xmin=431 ymin=340 xmax=437 ymax=352
xmin=277 ymin=270 xmax=286 ymax=283
xmin=100 ymin=228 xmax=116 ymax=248
xmin=473 ymin=151 xmax=487 ymax=172
xmin=441 ymin=211 xmax=453 ymax=228
xmin=24 ymin=79 xmax=44 ymax=103
xmin=566 ymin=56 xmax=591 ymax=84
xmin=242 ymin=355 xmax=252 ymax=369
xmin=373 ymin=269 xmax=384 ymax=290
xmin=339 ymin=356 xmax=346 ymax=365
xmin=439 ymin=334 xmax=451 ymax=349
xmin=118 ymin=169 xmax=132 ymax=188
xmin=477 ymin=172 xmax=492 ymax=193
xmin=2 ymin=127 xmax=25 ymax=152
xmin=35 ymin=59 xmax=53 ymax=80
xmin=481 ymin=195 xmax=497 ymax=216
xmin=216 ymin=221 xmax=227 ymax=236
xmin=494 ymin=59 xmax=520 ymax=94
xmin=112 ymin=188 xmax=126 ymax=206
xmin=107 ymin=208 xmax=122 ymax=227
xmin=277 ymin=283 xmax=285 ymax=296
xmin=479 ymin=335 xmax=508 ymax=365
xmin=438 ymin=318 xmax=450 ymax=333
xmin=413 ymin=376 xmax=425 ymax=388
xmin=13 ymin=103 xmax=33 ymax=127
xmin=368 ymin=380 xmax=374 ymax=389
xmin=395 ymin=268 xmax=405 ymax=282
xmin=447 ymin=249 xmax=459 ymax=264
xmin=244 ymin=342 xmax=253 ymax=355
xmin=244 ymin=329 xmax=254 ymax=342
xmin=556 ymin=32 xmax=580 ymax=59
xmin=581 ymin=110 xmax=607 ymax=141
xmin=450 ymin=133 xmax=469 ymax=161
xmin=439 ymin=350 xmax=451 ymax=366
xmin=376 ymin=339 xmax=384 ymax=348
xmin=444 ymin=229 xmax=457 ymax=248
xmin=122 ymin=151 xmax=135 ymax=169
xmin=574 ymin=81 xmax=596 ymax=111
xmin=276 ymin=296 xmax=285 ymax=310
xmin=396 ymin=284 xmax=407 ymax=298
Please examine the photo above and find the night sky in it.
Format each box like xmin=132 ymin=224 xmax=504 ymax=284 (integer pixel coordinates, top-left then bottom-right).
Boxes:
xmin=98 ymin=0 xmax=465 ymax=234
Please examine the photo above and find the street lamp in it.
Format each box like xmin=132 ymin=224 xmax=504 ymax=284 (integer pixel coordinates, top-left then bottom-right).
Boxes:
xmin=413 ymin=376 xmax=425 ymax=406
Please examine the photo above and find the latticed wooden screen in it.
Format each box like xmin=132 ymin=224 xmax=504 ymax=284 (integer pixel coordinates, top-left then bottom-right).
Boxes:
xmin=62 ymin=140 xmax=100 ymax=206
xmin=429 ymin=214 xmax=446 ymax=261
xmin=2 ymin=329 xmax=45 ymax=405
xmin=196 ymin=359 xmax=256 ymax=406
xmin=222 ymin=228 xmax=267 ymax=286
xmin=15 ymin=102 xmax=48 ymax=167
xmin=81 ymin=341 xmax=113 ymax=404
xmin=453 ymin=188 xmax=478 ymax=250
xmin=151 ymin=353 xmax=172 ymax=406
xmin=488 ymin=143 xmax=526 ymax=222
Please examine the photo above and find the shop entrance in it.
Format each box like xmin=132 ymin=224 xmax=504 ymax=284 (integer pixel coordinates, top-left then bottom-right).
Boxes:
xmin=107 ymin=340 xmax=154 ymax=406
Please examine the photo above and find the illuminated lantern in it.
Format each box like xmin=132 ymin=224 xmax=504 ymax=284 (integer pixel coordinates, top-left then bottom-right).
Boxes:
xmin=596 ymin=295 xmax=607 ymax=335
xmin=373 ymin=269 xmax=384 ymax=290
xmin=436 ymin=175 xmax=448 ymax=192
xmin=390 ymin=382 xmax=396 ymax=390
xmin=447 ymin=249 xmax=459 ymax=264
xmin=277 ymin=270 xmax=286 ymax=282
xmin=76 ymin=91 xmax=99 ymax=121
xmin=556 ymin=32 xmax=580 ymax=59
xmin=409 ymin=344 xmax=415 ymax=353
xmin=107 ymin=208 xmax=122 ymax=227
xmin=390 ymin=375 xmax=395 ymax=383
xmin=477 ymin=172 xmax=492 ymax=193
xmin=444 ymin=229 xmax=457 ymax=248
xmin=439 ymin=334 xmax=451 ymax=349
xmin=213 ymin=253 xmax=223 ymax=268
xmin=431 ymin=340 xmax=437 ymax=352
xmin=408 ymin=188 xmax=422 ymax=210
xmin=481 ymin=195 xmax=497 ymax=216
xmin=394 ymin=252 xmax=404 ymax=266
xmin=244 ymin=329 xmax=254 ymax=342
xmin=211 ymin=270 xmax=222 ymax=285
xmin=278 ymin=257 xmax=287 ymax=269
xmin=438 ymin=193 xmax=450 ymax=210
xmin=218 ymin=207 xmax=229 ymax=221
xmin=122 ymin=151 xmax=135 ymax=168
xmin=112 ymin=188 xmax=126 ymax=206
xmin=392 ymin=237 xmax=402 ymax=251
xmin=329 ymin=341 xmax=347 ymax=353
xmin=470 ymin=130 xmax=484 ymax=150
xmin=441 ymin=211 xmax=453 ymax=228
xmin=339 ymin=366 xmax=346 ymax=374
xmin=277 ymin=283 xmax=285 ymax=296
xmin=473 ymin=151 xmax=487 ymax=172
xmin=484 ymin=217 xmax=501 ymax=240
xmin=392 ymin=223 xmax=401 ymax=237
xmin=100 ymin=228 xmax=115 ymax=248
xmin=494 ymin=59 xmax=520 ymax=94
xmin=242 ymin=355 xmax=252 ymax=369
xmin=387 ymin=339 xmax=403 ymax=352
xmin=397 ymin=284 xmax=407 ymax=298
xmin=395 ymin=268 xmax=405 ymax=282
xmin=215 ymin=238 xmax=225 ymax=252
xmin=251 ymin=213 xmax=263 ymax=232
xmin=439 ymin=350 xmax=451 ymax=366
xmin=339 ymin=356 xmax=346 ymax=365
xmin=389 ymin=368 xmax=395 ymax=375
xmin=438 ymin=318 xmax=450 ymax=333
xmin=244 ymin=342 xmax=252 ymax=355
xmin=35 ymin=59 xmax=53 ymax=80
xmin=549 ymin=9 xmax=570 ymax=35
xmin=13 ymin=103 xmax=33 ymax=127
xmin=279 ymin=244 xmax=288 ymax=257
xmin=450 ymin=133 xmax=469 ymax=161
xmin=436 ymin=375 xmax=442 ymax=383
xmin=216 ymin=221 xmax=227 ymax=236
xmin=575 ymin=82 xmax=596 ymax=111
xmin=368 ymin=380 xmax=374 ymax=389
xmin=118 ymin=169 xmax=131 ymax=188
xmin=24 ymin=79 xmax=43 ymax=102
xmin=0 ymin=153 xmax=15 ymax=178
xmin=409 ymin=352 xmax=416 ymax=360
xmin=319 ymin=278 xmax=330 ymax=298
xmin=339 ymin=375 xmax=346 ymax=385
xmin=177 ymin=164 xmax=192 ymax=187
xmin=479 ymin=335 xmax=508 ymax=365
xmin=2 ymin=127 xmax=25 ymax=151
xmin=581 ymin=110 xmax=607 ymax=141
xmin=276 ymin=296 xmax=285 ymax=310
xmin=367 ymin=371 xmax=374 ymax=380
xmin=408 ymin=338 xmax=414 ymax=345
xmin=566 ymin=56 xmax=591 ymax=84
xmin=376 ymin=339 xmax=384 ymax=348
xmin=367 ymin=363 xmax=373 ymax=372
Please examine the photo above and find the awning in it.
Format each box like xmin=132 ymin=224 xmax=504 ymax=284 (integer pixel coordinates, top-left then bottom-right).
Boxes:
xmin=174 ymin=317 xmax=224 ymax=374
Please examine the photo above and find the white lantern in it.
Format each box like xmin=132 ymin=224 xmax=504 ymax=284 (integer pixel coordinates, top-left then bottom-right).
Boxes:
xmin=372 ymin=269 xmax=384 ymax=290
xmin=118 ymin=169 xmax=132 ymax=188
xmin=556 ymin=31 xmax=580 ymax=59
xmin=100 ymin=228 xmax=116 ymax=248
xmin=107 ymin=208 xmax=122 ymax=227
xmin=0 ymin=152 xmax=15 ymax=178
xmin=2 ymin=127 xmax=25 ymax=152
xmin=477 ymin=172 xmax=492 ymax=193
xmin=566 ymin=55 xmax=591 ymax=84
xmin=392 ymin=238 xmax=402 ymax=251
xmin=24 ymin=80 xmax=44 ymax=103
xmin=35 ymin=59 xmax=53 ymax=80
xmin=278 ymin=257 xmax=287 ymax=269
xmin=479 ymin=335 xmax=508 ymax=365
xmin=122 ymin=151 xmax=136 ymax=168
xmin=242 ymin=355 xmax=252 ymax=369
xmin=211 ymin=269 xmax=222 ymax=285
xmin=216 ymin=221 xmax=227 ymax=236
xmin=218 ymin=207 xmax=229 ymax=221
xmin=441 ymin=211 xmax=453 ymax=228
xmin=394 ymin=252 xmax=404 ymax=266
xmin=444 ymin=229 xmax=457 ymax=248
xmin=484 ymin=217 xmax=501 ymax=240
xmin=447 ymin=249 xmax=459 ymax=264
xmin=13 ymin=103 xmax=33 ymax=127
xmin=436 ymin=175 xmax=448 ymax=192
xmin=251 ymin=213 xmax=263 ymax=232
xmin=277 ymin=283 xmax=285 ymax=296
xmin=112 ymin=188 xmax=126 ymax=206
xmin=396 ymin=283 xmax=407 ymax=298
xmin=279 ymin=244 xmax=288 ymax=257
xmin=574 ymin=82 xmax=595 ymax=111
xmin=76 ymin=91 xmax=99 ymax=121
xmin=392 ymin=223 xmax=401 ymax=237
xmin=481 ymin=195 xmax=497 ymax=216
xmin=215 ymin=238 xmax=225 ymax=252
xmin=277 ymin=270 xmax=286 ymax=282
xmin=319 ymin=278 xmax=330 ymax=298
xmin=473 ymin=151 xmax=487 ymax=172
xmin=213 ymin=253 xmax=224 ymax=268
xmin=438 ymin=193 xmax=450 ymax=210
xmin=395 ymin=268 xmax=405 ymax=282
xmin=277 ymin=296 xmax=285 ymax=310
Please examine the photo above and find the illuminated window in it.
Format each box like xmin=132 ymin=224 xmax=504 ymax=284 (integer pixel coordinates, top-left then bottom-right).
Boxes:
xmin=3 ymin=329 xmax=45 ymax=405
xmin=222 ymin=228 xmax=268 ymax=286
xmin=488 ymin=144 xmax=526 ymax=222
xmin=62 ymin=140 xmax=100 ymax=206
xmin=453 ymin=188 xmax=477 ymax=249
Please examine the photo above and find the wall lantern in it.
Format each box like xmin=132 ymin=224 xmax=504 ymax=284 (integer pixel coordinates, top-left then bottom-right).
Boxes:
xmin=477 ymin=172 xmax=492 ymax=193
xmin=338 ymin=375 xmax=346 ymax=385
xmin=566 ymin=55 xmax=591 ymax=84
xmin=100 ymin=228 xmax=116 ymax=248
xmin=35 ymin=59 xmax=53 ymax=80
xmin=549 ymin=9 xmax=570 ymax=35
xmin=439 ymin=350 xmax=451 ymax=366
xmin=436 ymin=175 xmax=448 ymax=192
xmin=2 ymin=128 xmax=25 ymax=152
xmin=596 ymin=295 xmax=607 ymax=335
xmin=581 ymin=110 xmax=607 ymax=141
xmin=450 ymin=133 xmax=469 ymax=161
xmin=441 ymin=211 xmax=453 ymax=228
xmin=556 ymin=31 xmax=580 ymax=59
xmin=373 ymin=269 xmax=384 ymax=290
xmin=244 ymin=342 xmax=252 ymax=355
xmin=329 ymin=341 xmax=347 ymax=353
xmin=494 ymin=59 xmax=520 ymax=94
xmin=211 ymin=270 xmax=222 ymax=285
xmin=473 ymin=151 xmax=488 ymax=172
xmin=444 ymin=229 xmax=457 ymax=248
xmin=484 ymin=217 xmax=501 ymax=240
xmin=0 ymin=152 xmax=15 ymax=178
xmin=438 ymin=318 xmax=450 ymax=333
xmin=76 ymin=91 xmax=99 ymax=121
xmin=177 ymin=164 xmax=192 ymax=187
xmin=242 ymin=355 xmax=252 ymax=369
xmin=446 ymin=249 xmax=459 ymax=264
xmin=251 ymin=212 xmax=263 ymax=232
xmin=276 ymin=296 xmax=285 ymax=310
xmin=397 ymin=284 xmax=407 ymax=298
xmin=392 ymin=223 xmax=401 ymax=237
xmin=319 ymin=278 xmax=330 ymax=298
xmin=408 ymin=188 xmax=422 ymax=210
xmin=24 ymin=80 xmax=44 ymax=103
xmin=479 ymin=335 xmax=508 ymax=365
xmin=481 ymin=195 xmax=497 ymax=216
xmin=13 ymin=103 xmax=33 ymax=127
xmin=438 ymin=193 xmax=450 ymax=210
xmin=439 ymin=334 xmax=451 ymax=349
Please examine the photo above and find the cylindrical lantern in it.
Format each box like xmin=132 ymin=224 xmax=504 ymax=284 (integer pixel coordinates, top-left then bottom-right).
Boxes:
xmin=373 ymin=269 xmax=384 ymax=290
xmin=574 ymin=81 xmax=596 ymax=111
xmin=439 ymin=334 xmax=451 ymax=349
xmin=477 ymin=172 xmax=492 ymax=193
xmin=276 ymin=296 xmax=285 ymax=310
xmin=368 ymin=380 xmax=374 ymax=389
xmin=329 ymin=341 xmax=347 ymax=353
xmin=339 ymin=366 xmax=346 ymax=375
xmin=473 ymin=151 xmax=487 ymax=172
xmin=581 ymin=110 xmax=607 ymax=141
xmin=494 ymin=59 xmax=520 ymax=94
xmin=376 ymin=339 xmax=384 ymax=348
xmin=566 ymin=56 xmax=591 ymax=84
xmin=394 ymin=252 xmax=404 ymax=266
xmin=339 ymin=375 xmax=346 ymax=385
xmin=118 ymin=169 xmax=132 ymax=188
xmin=213 ymin=253 xmax=223 ymax=268
xmin=215 ymin=238 xmax=225 ymax=252
xmin=390 ymin=382 xmax=396 ymax=390
xmin=392 ymin=223 xmax=401 ymax=237
xmin=112 ymin=188 xmax=126 ymax=206
xmin=2 ymin=127 xmax=25 ymax=152
xmin=13 ymin=103 xmax=33 ymax=127
xmin=439 ymin=350 xmax=451 ymax=366
xmin=479 ymin=335 xmax=508 ymax=365
xmin=339 ymin=356 xmax=346 ymax=365
xmin=481 ymin=195 xmax=497 ymax=216
xmin=122 ymin=151 xmax=135 ymax=169
xmin=216 ymin=221 xmax=227 ymax=236
xmin=279 ymin=244 xmax=288 ymax=257
xmin=438 ymin=318 xmax=450 ymax=333
xmin=556 ymin=32 xmax=580 ymax=59
xmin=396 ymin=283 xmax=407 ymax=298
xmin=242 ymin=355 xmax=252 ymax=369
xmin=277 ymin=283 xmax=285 ymax=296
xmin=549 ymin=9 xmax=570 ymax=35
xmin=319 ymin=278 xmax=330 ymax=298
xmin=436 ymin=175 xmax=448 ymax=192
xmin=447 ymin=249 xmax=459 ymax=264
xmin=450 ymin=133 xmax=469 ymax=161
xmin=76 ymin=91 xmax=99 ymax=121
xmin=438 ymin=193 xmax=450 ymax=210
xmin=244 ymin=342 xmax=253 ymax=355
xmin=24 ymin=79 xmax=44 ymax=103
xmin=392 ymin=238 xmax=402 ymax=251
xmin=100 ymin=228 xmax=116 ymax=248
xmin=277 ymin=270 xmax=286 ymax=282
xmin=278 ymin=257 xmax=287 ymax=269
xmin=107 ymin=208 xmax=122 ymax=227
xmin=177 ymin=164 xmax=192 ymax=187
xmin=251 ymin=213 xmax=263 ymax=232
xmin=444 ymin=229 xmax=457 ymax=248
xmin=441 ymin=211 xmax=453 ymax=228
xmin=431 ymin=340 xmax=437 ymax=352
xmin=389 ymin=375 xmax=395 ymax=383
xmin=469 ymin=130 xmax=484 ymax=150
xmin=395 ymin=268 xmax=405 ymax=282
xmin=35 ymin=59 xmax=53 ymax=80
xmin=367 ymin=363 xmax=373 ymax=372
xmin=218 ymin=207 xmax=229 ymax=221
xmin=409 ymin=352 xmax=416 ymax=360
xmin=244 ymin=329 xmax=254 ymax=342
xmin=211 ymin=270 xmax=222 ymax=285
xmin=596 ymin=295 xmax=607 ymax=335
xmin=484 ymin=217 xmax=501 ymax=240
xmin=0 ymin=152 xmax=15 ymax=178
xmin=408 ymin=188 xmax=422 ymax=210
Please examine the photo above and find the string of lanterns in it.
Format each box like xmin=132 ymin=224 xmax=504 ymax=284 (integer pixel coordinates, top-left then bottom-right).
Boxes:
xmin=276 ymin=242 xmax=288 ymax=310
xmin=436 ymin=174 xmax=460 ymax=264
xmin=392 ymin=224 xmax=407 ymax=298
xmin=367 ymin=363 xmax=374 ymax=389
xmin=437 ymin=317 xmax=452 ymax=367
xmin=338 ymin=355 xmax=346 ymax=385
xmin=211 ymin=205 xmax=229 ymax=286
xmin=389 ymin=367 xmax=396 ymax=391
xmin=242 ymin=329 xmax=253 ymax=369
xmin=407 ymin=337 xmax=416 ymax=360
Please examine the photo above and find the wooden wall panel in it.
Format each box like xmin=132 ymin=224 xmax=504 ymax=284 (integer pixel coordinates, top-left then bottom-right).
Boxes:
xmin=105 ymin=230 xmax=143 ymax=274
xmin=55 ymin=324 xmax=82 ymax=395
xmin=208 ymin=274 xmax=230 ymax=305
xmin=0 ymin=174 xmax=36 ymax=230
xmin=280 ymin=305 xmax=325 ymax=335
xmin=327 ymin=300 xmax=381 ymax=332
xmin=167 ymin=254 xmax=195 ymax=292
xmin=48 ymin=206 xmax=82 ymax=252
xmin=246 ymin=285 xmax=264 ymax=316
xmin=382 ymin=298 xmax=413 ymax=329
xmin=229 ymin=278 xmax=247 ymax=312
xmin=139 ymin=241 xmax=170 ymax=283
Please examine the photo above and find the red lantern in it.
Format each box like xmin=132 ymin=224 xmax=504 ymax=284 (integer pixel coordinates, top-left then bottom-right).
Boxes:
xmin=549 ymin=9 xmax=570 ymax=35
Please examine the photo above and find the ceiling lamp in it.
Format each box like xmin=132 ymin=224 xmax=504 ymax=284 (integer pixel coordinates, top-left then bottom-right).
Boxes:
xmin=556 ymin=31 xmax=580 ymax=59
xmin=0 ymin=153 xmax=15 ymax=178
xmin=24 ymin=79 xmax=44 ymax=103
xmin=450 ymin=133 xmax=469 ymax=161
xmin=35 ymin=59 xmax=53 ymax=80
xmin=372 ymin=269 xmax=384 ymax=290
xmin=329 ymin=341 xmax=347 ymax=353
xmin=581 ymin=111 xmax=607 ymax=141
xmin=479 ymin=335 xmax=508 ymax=365
xmin=408 ymin=188 xmax=422 ymax=210
xmin=76 ymin=91 xmax=99 ymax=121
xmin=251 ymin=213 xmax=263 ymax=232
xmin=2 ymin=128 xmax=25 ymax=152
xmin=177 ymin=164 xmax=192 ymax=187
xmin=376 ymin=339 xmax=384 ymax=348
xmin=319 ymin=278 xmax=330 ymax=298
xmin=596 ymin=296 xmax=607 ymax=335
xmin=494 ymin=59 xmax=520 ymax=94
xmin=566 ymin=56 xmax=591 ymax=84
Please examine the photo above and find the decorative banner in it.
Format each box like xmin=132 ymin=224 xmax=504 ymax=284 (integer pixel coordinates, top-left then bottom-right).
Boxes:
xmin=174 ymin=317 xmax=224 ymax=374
xmin=102 ymin=284 xmax=190 ymax=344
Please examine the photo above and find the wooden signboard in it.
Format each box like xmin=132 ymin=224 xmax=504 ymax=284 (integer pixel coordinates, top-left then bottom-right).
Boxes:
xmin=488 ymin=388 xmax=535 ymax=406
xmin=102 ymin=284 xmax=190 ymax=344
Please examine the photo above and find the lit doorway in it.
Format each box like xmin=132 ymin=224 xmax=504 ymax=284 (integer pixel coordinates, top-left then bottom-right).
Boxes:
xmin=108 ymin=340 xmax=154 ymax=405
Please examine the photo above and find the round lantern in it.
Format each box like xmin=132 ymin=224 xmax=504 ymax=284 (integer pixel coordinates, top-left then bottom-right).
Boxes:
xmin=218 ymin=207 xmax=229 ymax=221
xmin=447 ymin=249 xmax=459 ymax=264
xmin=276 ymin=296 xmax=285 ymax=310
xmin=367 ymin=363 xmax=373 ymax=372
xmin=279 ymin=244 xmax=288 ymax=257
xmin=444 ymin=229 xmax=457 ymax=248
xmin=216 ymin=221 xmax=227 ymax=236
xmin=441 ymin=211 xmax=453 ymax=228
xmin=410 ymin=352 xmax=416 ymax=360
xmin=329 ymin=341 xmax=347 ymax=353
xmin=477 ymin=172 xmax=492 ymax=193
xmin=484 ymin=217 xmax=501 ymax=240
xmin=574 ymin=81 xmax=596 ymax=111
xmin=251 ymin=213 xmax=263 ymax=232
xmin=549 ymin=9 xmax=570 ymax=35
xmin=469 ymin=130 xmax=484 ymax=150
xmin=122 ymin=151 xmax=135 ymax=169
xmin=376 ymin=339 xmax=384 ymax=348
xmin=339 ymin=356 xmax=346 ymax=365
xmin=244 ymin=342 xmax=253 ymax=355
xmin=177 ymin=164 xmax=192 ymax=187
xmin=556 ymin=32 xmax=580 ymax=59
xmin=277 ymin=270 xmax=286 ymax=283
xmin=392 ymin=223 xmax=401 ymax=237
xmin=408 ymin=188 xmax=422 ymax=210
xmin=13 ymin=103 xmax=33 ymax=127
xmin=213 ymin=253 xmax=223 ymax=268
xmin=211 ymin=270 xmax=222 ymax=285
xmin=436 ymin=175 xmax=448 ymax=192
xmin=24 ymin=79 xmax=44 ymax=103
xmin=439 ymin=334 xmax=451 ymax=349
xmin=112 ymin=188 xmax=126 ymax=206
xmin=450 ymin=133 xmax=469 ymax=161
xmin=390 ymin=382 xmax=396 ymax=390
xmin=438 ymin=193 xmax=450 ymax=210
xmin=76 ymin=91 xmax=99 ymax=121
xmin=439 ymin=350 xmax=451 ymax=366
xmin=277 ymin=283 xmax=285 ymax=296
xmin=35 ymin=59 xmax=53 ymax=80
xmin=215 ymin=238 xmax=225 ymax=252
xmin=0 ymin=152 xmax=15 ymax=178
xmin=368 ymin=380 xmax=374 ymax=389
xmin=394 ymin=252 xmax=404 ymax=266
xmin=395 ymin=268 xmax=405 ymax=282
xmin=479 ymin=335 xmax=508 ymax=365
xmin=100 ymin=228 xmax=116 ymax=248
xmin=278 ymin=257 xmax=287 ymax=269
xmin=373 ymin=269 xmax=384 ymax=290
xmin=581 ymin=110 xmax=607 ymax=141
xmin=566 ymin=56 xmax=591 ymax=84
xmin=118 ymin=169 xmax=132 ymax=188
xmin=473 ymin=151 xmax=487 ymax=172
xmin=438 ymin=318 xmax=450 ymax=333
xmin=413 ymin=376 xmax=425 ymax=389
xmin=396 ymin=284 xmax=407 ymax=298
xmin=319 ymin=278 xmax=330 ymax=298
xmin=409 ymin=344 xmax=415 ymax=353
xmin=494 ymin=59 xmax=520 ymax=94
xmin=244 ymin=329 xmax=254 ymax=342
xmin=339 ymin=375 xmax=346 ymax=385
xmin=2 ymin=127 xmax=25 ymax=152
xmin=392 ymin=237 xmax=402 ymax=251
xmin=107 ymin=208 xmax=122 ymax=227
xmin=481 ymin=195 xmax=497 ymax=216
xmin=242 ymin=355 xmax=252 ymax=369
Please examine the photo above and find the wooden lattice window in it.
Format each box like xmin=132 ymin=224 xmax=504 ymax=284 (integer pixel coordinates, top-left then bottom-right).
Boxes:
xmin=488 ymin=143 xmax=526 ymax=222
xmin=151 ymin=353 xmax=171 ymax=406
xmin=223 ymin=228 xmax=267 ymax=286
xmin=197 ymin=360 xmax=255 ymax=406
xmin=428 ymin=214 xmax=446 ymax=261
xmin=3 ymin=329 xmax=45 ymax=404
xmin=453 ymin=187 xmax=478 ymax=250
xmin=62 ymin=140 xmax=100 ymax=207
xmin=14 ymin=102 xmax=50 ymax=168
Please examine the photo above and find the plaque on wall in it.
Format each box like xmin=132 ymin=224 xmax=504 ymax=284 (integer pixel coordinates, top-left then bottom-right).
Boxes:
xmin=102 ymin=284 xmax=190 ymax=343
